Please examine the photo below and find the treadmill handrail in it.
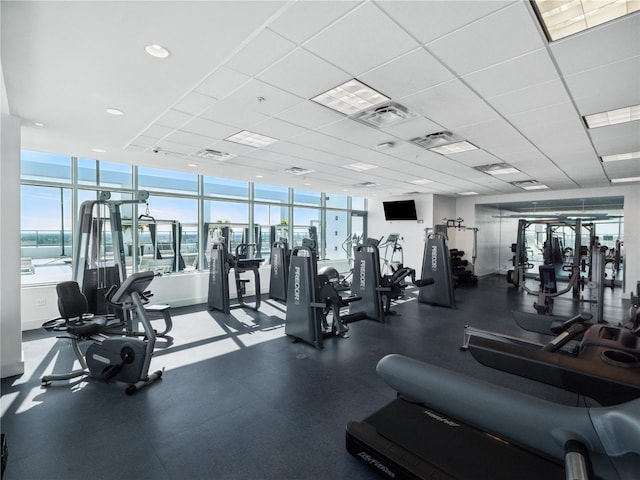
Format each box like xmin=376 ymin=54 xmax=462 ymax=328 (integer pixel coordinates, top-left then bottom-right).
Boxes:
xmin=376 ymin=354 xmax=640 ymax=479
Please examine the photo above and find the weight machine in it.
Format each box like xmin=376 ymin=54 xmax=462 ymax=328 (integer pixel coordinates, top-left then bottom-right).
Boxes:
xmin=74 ymin=190 xmax=172 ymax=336
xmin=207 ymin=226 xmax=264 ymax=314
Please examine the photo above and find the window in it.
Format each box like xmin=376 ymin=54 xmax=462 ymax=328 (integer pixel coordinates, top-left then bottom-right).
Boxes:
xmin=293 ymin=188 xmax=321 ymax=206
xmin=204 ymin=176 xmax=248 ymax=199
xmin=100 ymin=161 xmax=132 ymax=189
xmin=203 ymin=200 xmax=249 ymax=254
xmin=141 ymin=195 xmax=199 ymax=272
xmin=254 ymin=183 xmax=288 ymax=203
xmin=138 ymin=166 xmax=197 ymax=194
xmin=326 ymin=194 xmax=347 ymax=209
xmin=20 ymin=185 xmax=73 ymax=284
xmin=325 ymin=210 xmax=349 ymax=262
xmin=78 ymin=158 xmax=98 ymax=185
xmin=352 ymin=196 xmax=366 ymax=210
xmin=21 ymin=150 xmax=71 ymax=183
xmin=20 ymin=150 xmax=368 ymax=286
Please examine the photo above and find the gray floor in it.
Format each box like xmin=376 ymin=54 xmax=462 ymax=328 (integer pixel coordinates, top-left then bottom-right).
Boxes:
xmin=0 ymin=275 xmax=626 ymax=479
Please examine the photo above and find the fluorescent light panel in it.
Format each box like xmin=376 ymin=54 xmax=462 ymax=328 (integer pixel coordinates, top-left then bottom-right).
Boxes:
xmin=408 ymin=179 xmax=433 ymax=185
xmin=226 ymin=130 xmax=278 ymax=147
xmin=311 ymin=79 xmax=389 ymax=116
xmin=611 ymin=176 xmax=640 ymax=183
xmin=343 ymin=162 xmax=378 ymax=172
xmin=534 ymin=0 xmax=640 ymax=41
xmin=458 ymin=191 xmax=479 ymax=196
xmin=584 ymin=104 xmax=640 ymax=128
xmin=601 ymin=151 xmax=640 ymax=162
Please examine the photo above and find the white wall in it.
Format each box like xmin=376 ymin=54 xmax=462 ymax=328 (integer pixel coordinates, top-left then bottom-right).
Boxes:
xmin=1 ymin=112 xmax=25 ymax=377
xmin=368 ymin=194 xmax=434 ymax=271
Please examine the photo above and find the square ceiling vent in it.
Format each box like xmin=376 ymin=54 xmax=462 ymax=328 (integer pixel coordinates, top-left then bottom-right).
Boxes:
xmin=353 ymin=102 xmax=417 ymax=128
xmin=411 ymin=131 xmax=460 ymax=149
xmin=195 ymin=149 xmax=235 ymax=161
xmin=283 ymin=166 xmax=315 ymax=176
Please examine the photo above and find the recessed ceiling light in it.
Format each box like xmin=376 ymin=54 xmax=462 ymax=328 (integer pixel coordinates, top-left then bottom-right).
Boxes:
xmin=408 ymin=179 xmax=433 ymax=185
xmin=343 ymin=162 xmax=378 ymax=172
xmin=91 ymin=148 xmax=107 ymax=153
xmin=474 ymin=163 xmax=520 ymax=175
xmin=35 ymin=122 xmax=44 ymax=127
xmin=311 ymin=79 xmax=389 ymax=116
xmin=255 ymin=175 xmax=263 ymax=178
xmin=611 ymin=176 xmax=640 ymax=183
xmin=226 ymin=130 xmax=279 ymax=147
xmin=533 ymin=0 xmax=640 ymax=41
xmin=584 ymin=104 xmax=639 ymax=128
xmin=458 ymin=191 xmax=479 ymax=196
xmin=601 ymin=151 xmax=640 ymax=162
xmin=187 ymin=163 xmax=198 ymax=168
xmin=304 ymin=182 xmax=312 ymax=186
xmin=430 ymin=141 xmax=478 ymax=155
xmin=145 ymin=44 xmax=171 ymax=59
xmin=106 ymin=108 xmax=124 ymax=116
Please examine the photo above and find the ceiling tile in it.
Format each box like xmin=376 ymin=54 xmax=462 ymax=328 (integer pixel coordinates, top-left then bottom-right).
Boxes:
xmin=400 ymin=79 xmax=500 ymax=129
xmin=181 ymin=117 xmax=239 ymax=140
xmin=258 ymin=48 xmax=350 ymax=99
xmin=274 ymin=100 xmax=344 ymax=130
xmin=463 ymin=48 xmax=559 ymax=99
xmin=195 ymin=66 xmax=251 ymax=100
xmin=549 ymin=13 xmax=640 ymax=76
xmin=427 ymin=2 xmax=544 ymax=75
xmin=164 ymin=130 xmax=215 ymax=148
xmin=316 ymin=118 xmax=392 ymax=148
xmin=565 ymin=56 xmax=640 ymax=115
xmin=589 ymin=122 xmax=640 ymax=156
xmin=377 ymin=0 xmax=514 ymax=45
xmin=359 ymin=48 xmax=455 ymax=99
xmin=172 ymin=92 xmax=217 ymax=116
xmin=225 ymin=28 xmax=297 ymax=77
xmin=487 ymin=79 xmax=572 ymax=116
xmin=268 ymin=1 xmax=360 ymax=45
xmin=304 ymin=2 xmax=419 ymax=76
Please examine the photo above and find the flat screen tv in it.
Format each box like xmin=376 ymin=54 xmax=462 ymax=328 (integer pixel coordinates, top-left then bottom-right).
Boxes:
xmin=383 ymin=200 xmax=417 ymax=221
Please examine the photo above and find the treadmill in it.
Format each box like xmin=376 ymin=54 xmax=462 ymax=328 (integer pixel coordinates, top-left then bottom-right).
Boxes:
xmin=346 ymin=354 xmax=640 ymax=480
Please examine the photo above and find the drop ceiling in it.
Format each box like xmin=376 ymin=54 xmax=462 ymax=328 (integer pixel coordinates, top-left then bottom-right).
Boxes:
xmin=2 ymin=1 xmax=639 ymax=198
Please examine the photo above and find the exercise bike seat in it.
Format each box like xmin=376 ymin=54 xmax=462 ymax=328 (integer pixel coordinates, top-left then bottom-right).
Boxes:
xmin=55 ymin=281 xmax=108 ymax=337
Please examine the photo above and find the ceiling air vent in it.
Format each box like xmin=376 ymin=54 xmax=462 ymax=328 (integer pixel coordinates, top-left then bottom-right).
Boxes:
xmin=195 ymin=149 xmax=234 ymax=161
xmin=283 ymin=167 xmax=315 ymax=176
xmin=411 ymin=131 xmax=458 ymax=149
xmin=353 ymin=102 xmax=417 ymax=128
xmin=511 ymin=180 xmax=549 ymax=191
xmin=353 ymin=181 xmax=378 ymax=188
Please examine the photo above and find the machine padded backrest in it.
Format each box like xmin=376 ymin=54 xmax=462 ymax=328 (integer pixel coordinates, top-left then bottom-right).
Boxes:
xmin=56 ymin=281 xmax=89 ymax=320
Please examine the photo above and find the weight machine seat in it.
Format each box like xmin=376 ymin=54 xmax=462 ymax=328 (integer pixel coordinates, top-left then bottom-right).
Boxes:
xmin=50 ymin=281 xmax=108 ymax=336
xmin=375 ymin=354 xmax=640 ymax=480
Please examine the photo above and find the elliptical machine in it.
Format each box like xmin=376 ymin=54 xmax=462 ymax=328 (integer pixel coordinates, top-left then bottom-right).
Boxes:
xmin=42 ymin=271 xmax=163 ymax=395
